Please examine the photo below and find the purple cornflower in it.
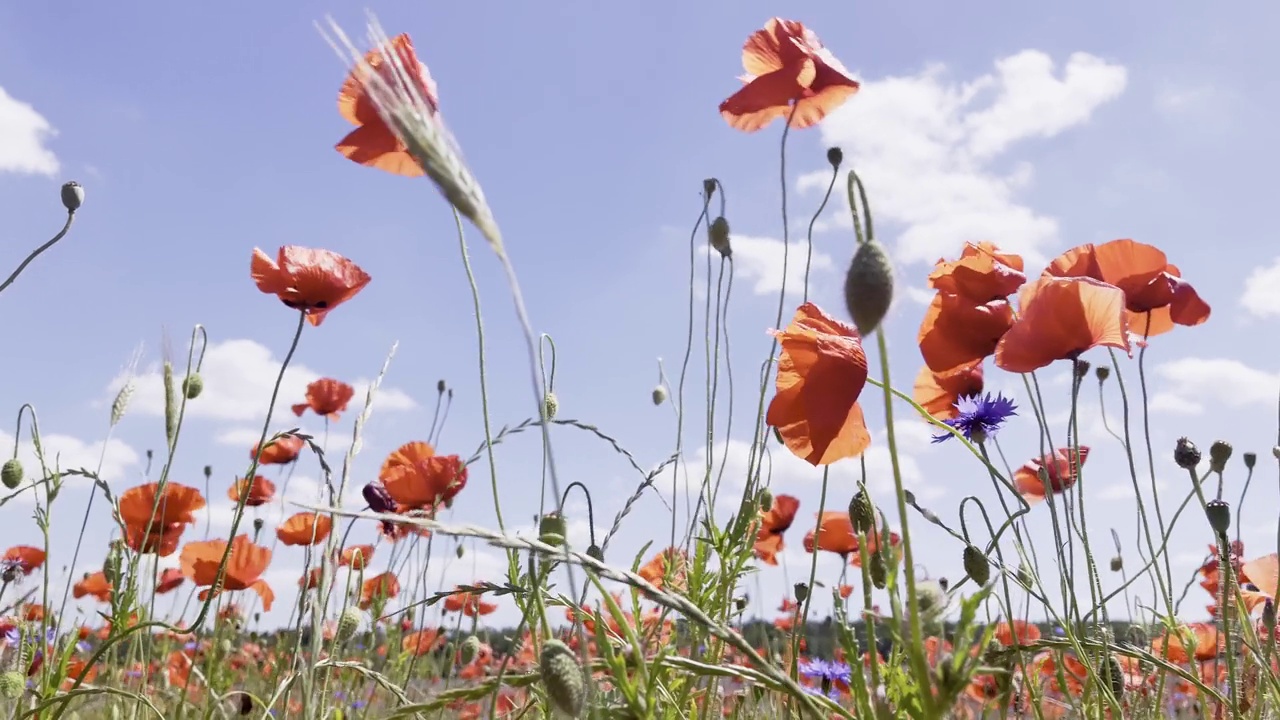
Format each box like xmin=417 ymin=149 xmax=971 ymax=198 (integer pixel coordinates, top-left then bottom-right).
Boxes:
xmin=932 ymin=392 xmax=1017 ymax=444
xmin=799 ymin=658 xmax=852 ymax=698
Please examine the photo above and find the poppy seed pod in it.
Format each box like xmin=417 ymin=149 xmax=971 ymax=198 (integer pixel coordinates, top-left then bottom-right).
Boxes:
xmin=962 ymin=545 xmax=990 ymax=585
xmin=1016 ymin=564 xmax=1033 ymax=589
xmin=1095 ymin=366 xmax=1111 ymax=382
xmin=543 ymin=391 xmax=558 ymax=420
xmin=758 ymin=488 xmax=773 ymax=512
xmin=538 ymin=639 xmax=586 ymax=717
xmin=203 ymin=465 xmax=212 ymax=479
xmin=362 ymin=482 xmax=396 ymax=514
xmin=708 ymin=216 xmax=732 ymax=258
xmin=336 ymin=607 xmax=361 ymax=643
xmin=869 ymin=552 xmax=888 ymax=589
xmin=460 ymin=634 xmax=481 ymax=665
xmin=586 ymin=544 xmax=604 ymax=562
xmin=437 ymin=379 xmax=446 ymax=394
xmin=539 ymin=513 xmax=567 ymax=547
xmin=842 ymin=240 xmax=894 ymax=336
xmin=734 ymin=595 xmax=748 ymax=612
xmin=182 ymin=374 xmax=203 ymax=399
xmin=60 ymin=181 xmax=83 ymax=213
xmin=1 ymin=459 xmax=22 ymax=490
xmin=1073 ymin=359 xmax=1091 ymax=379
xmin=651 ymin=385 xmax=667 ymax=406
xmin=1174 ymin=437 xmax=1201 ymax=470
xmin=0 ymin=671 xmax=24 ymax=699
xmin=1244 ymin=452 xmax=1257 ymax=469
xmin=1205 ymin=499 xmax=1231 ymax=535
xmin=848 ymin=489 xmax=876 ymax=534
xmin=252 ymin=518 xmax=264 ymax=533
xmin=1110 ymin=556 xmax=1123 ymax=572
xmin=793 ymin=583 xmax=808 ymax=603
xmin=826 ymin=147 xmax=843 ymax=168
xmin=1099 ymin=654 xmax=1124 ymax=699
xmin=702 ymin=178 xmax=717 ymax=199
xmin=1208 ymin=441 xmax=1232 ymax=473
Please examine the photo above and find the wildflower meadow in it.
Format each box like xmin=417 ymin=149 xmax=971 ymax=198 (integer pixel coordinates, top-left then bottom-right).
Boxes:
xmin=1 ymin=6 xmax=1278 ymax=720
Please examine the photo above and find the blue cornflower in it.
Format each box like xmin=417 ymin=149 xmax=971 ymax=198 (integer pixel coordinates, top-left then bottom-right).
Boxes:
xmin=932 ymin=392 xmax=1017 ymax=444
xmin=2 ymin=627 xmax=17 ymax=646
xmin=799 ymin=659 xmax=852 ymax=698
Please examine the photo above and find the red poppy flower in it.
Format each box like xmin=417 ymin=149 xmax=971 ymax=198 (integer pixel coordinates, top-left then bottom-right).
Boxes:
xmin=754 ymin=494 xmax=799 ymax=565
xmin=928 ymin=241 xmax=1027 ymax=301
xmin=251 ymin=246 xmax=371 ymax=326
xmin=276 ymin=513 xmax=332 ymax=547
xmin=1042 ymin=239 xmax=1211 ymax=337
xmin=995 ymin=277 xmax=1130 ymax=373
xmin=227 ymin=476 xmax=276 ymax=507
xmin=155 ymin=568 xmax=185 ymax=595
xmin=992 ymin=619 xmax=1041 ymax=647
xmin=359 ymin=572 xmax=400 ymax=610
xmin=73 ymin=572 xmax=112 ymax=603
xmin=720 ymin=18 xmax=859 ymax=132
xmin=1012 ymin=447 xmax=1090 ymax=504
xmin=766 ymin=303 xmax=871 ymax=466
xmin=179 ymin=534 xmax=274 ymax=611
xmin=339 ymin=544 xmax=375 ymax=570
xmin=918 ymin=294 xmax=1016 ymax=376
xmin=335 ymin=33 xmax=434 ymax=178
xmin=2 ymin=546 xmax=45 ymax=575
xmin=913 ymin=362 xmax=984 ymax=421
xmin=637 ymin=548 xmax=688 ymax=591
xmin=379 ymin=442 xmax=468 ymax=510
xmin=443 ymin=584 xmax=498 ymax=617
xmin=117 ymin=482 xmax=206 ymax=557
xmin=292 ymin=378 xmax=356 ymax=421
xmin=251 ymin=434 xmax=305 ymax=465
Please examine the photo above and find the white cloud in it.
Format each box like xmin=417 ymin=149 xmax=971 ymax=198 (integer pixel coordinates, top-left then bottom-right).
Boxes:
xmin=106 ymin=339 xmax=416 ymax=424
xmin=1241 ymin=258 xmax=1280 ymax=319
xmin=0 ymin=430 xmax=140 ymax=498
xmin=718 ymin=235 xmax=834 ymax=297
xmin=800 ymin=50 xmax=1127 ymax=267
xmin=1154 ymin=83 xmax=1215 ymax=115
xmin=0 ymin=87 xmax=59 ymax=176
xmin=1153 ymin=358 xmax=1280 ymax=415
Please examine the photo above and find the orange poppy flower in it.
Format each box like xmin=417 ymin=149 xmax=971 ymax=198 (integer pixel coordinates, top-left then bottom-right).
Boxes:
xmin=335 ymin=33 xmax=433 ymax=178
xmin=61 ymin=658 xmax=98 ymax=690
xmin=379 ymin=442 xmax=468 ymax=510
xmin=2 ymin=545 xmax=45 ymax=575
xmin=117 ymin=482 xmax=206 ymax=557
xmin=292 ymin=377 xmax=357 ymax=421
xmin=1151 ymin=622 xmax=1222 ymax=664
xmin=1012 ymin=447 xmax=1090 ymax=504
xmin=20 ymin=604 xmax=44 ymax=622
xmin=928 ymin=241 xmax=1027 ymax=300
xmin=995 ymin=277 xmax=1130 ymax=373
xmin=251 ymin=434 xmax=305 ymax=465
xmin=155 ymin=568 xmax=186 ymax=595
xmin=227 ymin=475 xmax=276 ymax=507
xmin=719 ymin=18 xmax=859 ymax=132
xmin=802 ymin=512 xmax=901 ymax=567
xmin=299 ymin=567 xmax=324 ymax=590
xmin=179 ymin=534 xmax=275 ymax=611
xmin=276 ymin=512 xmax=332 ymax=547
xmin=637 ymin=547 xmax=688 ymax=590
xmin=754 ymin=494 xmax=799 ymax=565
xmin=339 ymin=544 xmax=375 ymax=570
xmin=402 ymin=628 xmax=444 ymax=656
xmin=1042 ymin=239 xmax=1210 ymax=338
xmin=912 ymin=362 xmax=984 ymax=421
xmin=1240 ymin=553 xmax=1279 ymax=614
xmin=766 ymin=303 xmax=871 ymax=466
xmin=443 ymin=585 xmax=498 ymax=617
xmin=250 ymin=246 xmax=371 ymax=327
xmin=918 ymin=293 xmax=1016 ymax=376
xmin=359 ymin=571 xmax=400 ymax=610
xmin=838 ymin=584 xmax=854 ymax=599
xmin=73 ymin=572 xmax=112 ymax=603
xmin=993 ymin=619 xmax=1041 ymax=647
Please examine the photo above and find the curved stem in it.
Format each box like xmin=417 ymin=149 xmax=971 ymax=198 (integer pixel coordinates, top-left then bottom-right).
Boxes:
xmin=0 ymin=210 xmax=74 ymax=296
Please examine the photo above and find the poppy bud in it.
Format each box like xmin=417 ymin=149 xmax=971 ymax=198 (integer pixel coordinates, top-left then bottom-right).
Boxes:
xmin=460 ymin=634 xmax=481 ymax=665
xmin=842 ymin=240 xmax=894 ymax=336
xmin=539 ymin=513 xmax=567 ymax=547
xmin=586 ymin=544 xmax=604 ymax=562
xmin=0 ymin=671 xmax=24 ymax=699
xmin=1095 ymin=366 xmax=1110 ymax=382
xmin=734 ymin=596 xmax=748 ymax=613
xmin=1110 ymin=556 xmax=1123 ymax=572
xmin=702 ymin=179 xmax=717 ymax=199
xmin=456 ymin=544 xmax=465 ymax=559
xmin=1244 ymin=452 xmax=1257 ymax=470
xmin=902 ymin=489 xmax=917 ymax=505
xmin=1099 ymin=654 xmax=1124 ymax=699
xmin=962 ymin=545 xmax=990 ymax=585
xmin=708 ymin=216 xmax=732 ymax=258
xmin=252 ymin=518 xmax=264 ymax=533
xmin=1073 ymin=359 xmax=1091 ymax=379
xmin=437 ymin=379 xmax=446 ymax=394
xmin=1016 ymin=564 xmax=1033 ymax=589
xmin=182 ymin=374 xmax=203 ymax=399
xmin=1174 ymin=437 xmax=1201 ymax=470
xmin=1205 ymin=499 xmax=1231 ymax=535
xmin=869 ymin=552 xmax=887 ymax=589
xmin=1209 ymin=441 xmax=1233 ymax=473
xmin=336 ymin=607 xmax=361 ymax=643
xmin=793 ymin=583 xmax=808 ymax=603
xmin=1 ymin=459 xmax=22 ymax=490
xmin=203 ymin=465 xmax=212 ymax=479
xmin=651 ymin=385 xmax=667 ymax=406
xmin=848 ymin=488 xmax=876 ymax=534
xmin=362 ymin=482 xmax=396 ymax=514
xmin=758 ymin=488 xmax=773 ymax=512
xmin=60 ymin=181 xmax=83 ymax=213
xmin=825 ymin=147 xmax=844 ymax=168
xmin=538 ymin=639 xmax=585 ymax=717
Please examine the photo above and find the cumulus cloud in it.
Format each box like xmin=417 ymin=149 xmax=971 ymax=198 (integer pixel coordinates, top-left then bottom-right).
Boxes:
xmin=0 ymin=429 xmax=141 ymax=499
xmin=1151 ymin=358 xmax=1280 ymax=415
xmin=717 ymin=235 xmax=835 ymax=297
xmin=105 ymin=339 xmax=416 ymax=424
xmin=1241 ymin=257 xmax=1280 ymax=319
xmin=799 ymin=50 xmax=1127 ymax=267
xmin=0 ymin=87 xmax=59 ymax=176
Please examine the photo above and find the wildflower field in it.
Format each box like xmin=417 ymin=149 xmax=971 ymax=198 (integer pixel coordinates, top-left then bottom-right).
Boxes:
xmin=0 ymin=7 xmax=1277 ymax=720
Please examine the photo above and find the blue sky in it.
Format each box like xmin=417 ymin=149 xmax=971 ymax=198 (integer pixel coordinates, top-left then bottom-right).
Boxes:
xmin=1 ymin=0 xmax=1279 ymax=633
